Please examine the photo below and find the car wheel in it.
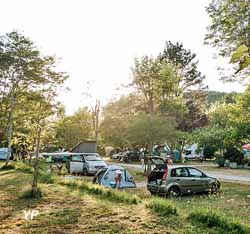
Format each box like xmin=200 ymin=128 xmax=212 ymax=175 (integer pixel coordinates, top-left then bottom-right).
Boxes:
xmin=83 ymin=168 xmax=88 ymax=176
xmin=168 ymin=186 xmax=181 ymax=197
xmin=209 ymin=183 xmax=220 ymax=194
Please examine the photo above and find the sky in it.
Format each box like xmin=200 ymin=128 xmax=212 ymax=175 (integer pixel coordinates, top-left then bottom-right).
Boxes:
xmin=0 ymin=0 xmax=245 ymax=114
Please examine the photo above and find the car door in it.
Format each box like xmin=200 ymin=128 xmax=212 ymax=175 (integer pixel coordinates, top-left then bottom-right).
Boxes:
xmin=187 ymin=167 xmax=207 ymax=192
xmin=170 ymin=167 xmax=192 ymax=193
xmin=70 ymin=155 xmax=84 ymax=173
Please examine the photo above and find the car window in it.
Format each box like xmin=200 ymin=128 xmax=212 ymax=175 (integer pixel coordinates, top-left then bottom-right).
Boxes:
xmin=188 ymin=168 xmax=203 ymax=177
xmin=84 ymin=155 xmax=101 ymax=161
xmin=171 ymin=168 xmax=189 ymax=177
xmin=71 ymin=155 xmax=83 ymax=162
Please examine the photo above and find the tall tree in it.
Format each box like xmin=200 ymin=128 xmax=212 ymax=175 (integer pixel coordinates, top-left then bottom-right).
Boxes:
xmin=0 ymin=31 xmax=67 ymax=165
xmin=159 ymin=41 xmax=206 ymax=91
xmin=55 ymin=108 xmax=93 ymax=149
xmin=205 ymin=0 xmax=250 ymax=77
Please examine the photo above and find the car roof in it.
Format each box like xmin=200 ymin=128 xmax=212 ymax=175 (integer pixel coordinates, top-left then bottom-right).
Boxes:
xmin=167 ymin=165 xmax=200 ymax=170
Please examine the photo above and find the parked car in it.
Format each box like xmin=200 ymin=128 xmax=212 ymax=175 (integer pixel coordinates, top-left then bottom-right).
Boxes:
xmin=0 ymin=148 xmax=13 ymax=161
xmin=92 ymin=165 xmax=136 ymax=189
xmin=66 ymin=153 xmax=107 ymax=175
xmin=147 ymin=156 xmax=220 ymax=196
xmin=120 ymin=150 xmax=140 ymax=162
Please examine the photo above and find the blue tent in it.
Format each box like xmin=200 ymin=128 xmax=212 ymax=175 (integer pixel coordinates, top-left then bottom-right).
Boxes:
xmin=93 ymin=165 xmax=136 ymax=189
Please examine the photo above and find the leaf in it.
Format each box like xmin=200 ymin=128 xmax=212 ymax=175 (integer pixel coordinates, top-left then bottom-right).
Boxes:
xmin=230 ymin=45 xmax=248 ymax=63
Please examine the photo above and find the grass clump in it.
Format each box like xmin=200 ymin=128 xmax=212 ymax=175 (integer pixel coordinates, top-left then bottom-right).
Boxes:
xmin=39 ymin=172 xmax=55 ymax=184
xmin=0 ymin=163 xmax=15 ymax=170
xmin=61 ymin=180 xmax=140 ymax=205
xmin=15 ymin=162 xmax=33 ymax=173
xmin=20 ymin=185 xmax=42 ymax=199
xmin=146 ymin=198 xmax=178 ymax=216
xmin=189 ymin=208 xmax=250 ymax=234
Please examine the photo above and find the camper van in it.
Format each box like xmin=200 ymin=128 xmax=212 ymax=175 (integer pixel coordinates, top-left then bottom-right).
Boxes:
xmin=182 ymin=144 xmax=203 ymax=160
xmin=65 ymin=153 xmax=107 ymax=175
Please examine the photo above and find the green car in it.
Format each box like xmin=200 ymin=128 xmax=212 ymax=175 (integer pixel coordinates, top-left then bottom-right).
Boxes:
xmin=147 ymin=157 xmax=220 ymax=196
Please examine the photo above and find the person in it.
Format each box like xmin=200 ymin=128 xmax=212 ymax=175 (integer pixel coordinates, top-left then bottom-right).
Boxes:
xmin=115 ymin=169 xmax=122 ymax=189
xmin=162 ymin=157 xmax=173 ymax=181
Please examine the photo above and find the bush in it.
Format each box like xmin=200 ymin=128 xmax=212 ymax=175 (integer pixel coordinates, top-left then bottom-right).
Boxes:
xmin=215 ymin=155 xmax=225 ymax=167
xmin=146 ymin=198 xmax=178 ymax=216
xmin=189 ymin=208 xmax=249 ymax=234
xmin=60 ymin=180 xmax=139 ymax=205
xmin=224 ymin=147 xmax=243 ymax=164
xmin=203 ymin=145 xmax=217 ymax=159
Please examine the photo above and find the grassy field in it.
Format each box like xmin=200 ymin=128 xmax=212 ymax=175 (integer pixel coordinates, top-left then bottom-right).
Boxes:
xmin=0 ymin=161 xmax=250 ymax=234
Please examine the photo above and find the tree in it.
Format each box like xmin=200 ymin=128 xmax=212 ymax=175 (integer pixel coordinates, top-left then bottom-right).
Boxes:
xmin=0 ymin=31 xmax=67 ymax=165
xmin=55 ymin=108 xmax=93 ymax=149
xmin=159 ymin=41 xmax=206 ymax=91
xmin=127 ymin=113 xmax=177 ymax=147
xmin=101 ymin=94 xmax=141 ymax=148
xmin=205 ymin=0 xmax=250 ymax=77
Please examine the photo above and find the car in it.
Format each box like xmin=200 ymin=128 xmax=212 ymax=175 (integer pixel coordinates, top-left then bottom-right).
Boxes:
xmin=66 ymin=153 xmax=107 ymax=175
xmin=147 ymin=156 xmax=220 ymax=197
xmin=119 ymin=150 xmax=140 ymax=162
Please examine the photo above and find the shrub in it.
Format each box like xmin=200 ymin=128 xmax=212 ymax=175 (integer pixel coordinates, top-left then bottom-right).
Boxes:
xmin=189 ymin=208 xmax=249 ymax=234
xmin=203 ymin=145 xmax=217 ymax=159
xmin=146 ymin=198 xmax=178 ymax=216
xmin=215 ymin=155 xmax=225 ymax=167
xmin=224 ymin=147 xmax=243 ymax=164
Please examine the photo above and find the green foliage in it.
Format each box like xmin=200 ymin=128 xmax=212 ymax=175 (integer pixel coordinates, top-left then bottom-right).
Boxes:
xmin=60 ymin=180 xmax=140 ymax=205
xmin=146 ymin=198 xmax=178 ymax=216
xmin=203 ymin=145 xmax=216 ymax=159
xmin=205 ymin=0 xmax=250 ymax=77
xmin=189 ymin=208 xmax=249 ymax=234
xmin=224 ymin=147 xmax=243 ymax=164
xmin=127 ymin=113 xmax=177 ymax=146
xmin=55 ymin=107 xmax=93 ymax=149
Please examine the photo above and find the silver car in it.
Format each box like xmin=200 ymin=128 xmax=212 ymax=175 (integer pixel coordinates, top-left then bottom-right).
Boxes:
xmin=66 ymin=153 xmax=107 ymax=175
xmin=147 ymin=157 xmax=220 ymax=196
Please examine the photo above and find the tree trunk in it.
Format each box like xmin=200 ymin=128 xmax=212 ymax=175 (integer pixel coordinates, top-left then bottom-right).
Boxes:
xmin=32 ymin=126 xmax=41 ymax=198
xmin=5 ymin=92 xmax=16 ymax=166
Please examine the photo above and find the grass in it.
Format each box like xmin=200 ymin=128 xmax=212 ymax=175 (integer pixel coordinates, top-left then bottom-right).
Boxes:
xmin=146 ymin=197 xmax=177 ymax=216
xmin=60 ymin=179 xmax=140 ymax=205
xmin=189 ymin=208 xmax=250 ymax=234
xmin=1 ymin=160 xmax=250 ymax=234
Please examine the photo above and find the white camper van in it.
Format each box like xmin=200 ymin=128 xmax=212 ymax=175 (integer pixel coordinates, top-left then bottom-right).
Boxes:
xmin=182 ymin=144 xmax=203 ymax=160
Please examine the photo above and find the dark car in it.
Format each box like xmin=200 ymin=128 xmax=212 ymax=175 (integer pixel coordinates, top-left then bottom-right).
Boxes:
xmin=120 ymin=150 xmax=140 ymax=162
xmin=147 ymin=157 xmax=220 ymax=196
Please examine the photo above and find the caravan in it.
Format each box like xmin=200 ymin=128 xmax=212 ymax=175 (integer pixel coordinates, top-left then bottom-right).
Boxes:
xmin=182 ymin=144 xmax=203 ymax=160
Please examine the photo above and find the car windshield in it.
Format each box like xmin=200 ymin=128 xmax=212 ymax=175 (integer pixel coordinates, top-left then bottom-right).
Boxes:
xmin=150 ymin=157 xmax=165 ymax=166
xmin=85 ymin=155 xmax=102 ymax=161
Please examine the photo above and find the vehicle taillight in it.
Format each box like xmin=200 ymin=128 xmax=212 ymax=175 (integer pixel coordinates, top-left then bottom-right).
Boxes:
xmin=162 ymin=167 xmax=168 ymax=180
